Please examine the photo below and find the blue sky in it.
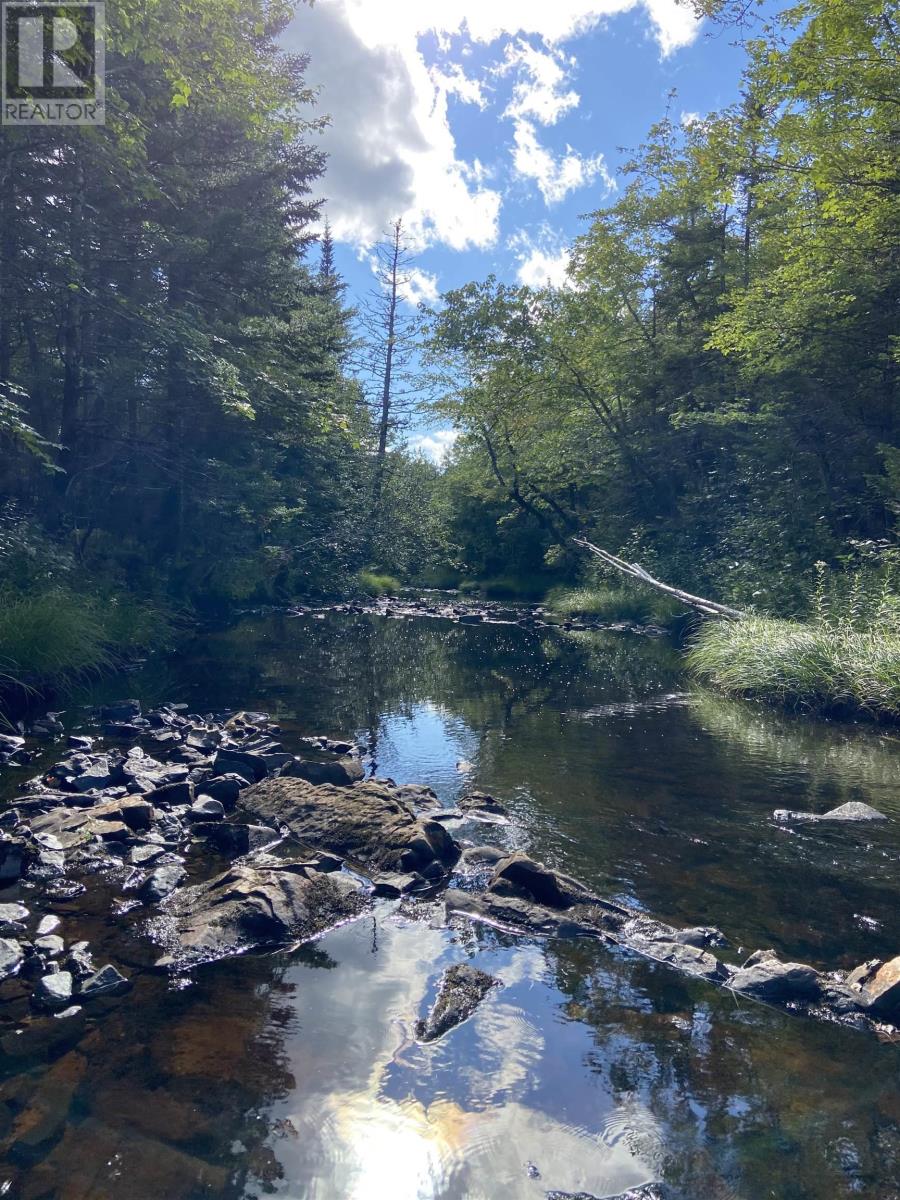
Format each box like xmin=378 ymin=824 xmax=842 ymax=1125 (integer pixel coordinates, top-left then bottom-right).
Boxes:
xmin=282 ymin=0 xmax=761 ymax=458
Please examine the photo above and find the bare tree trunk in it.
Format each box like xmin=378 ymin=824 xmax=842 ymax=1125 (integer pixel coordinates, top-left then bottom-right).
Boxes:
xmin=372 ymin=219 xmax=401 ymax=517
xmin=572 ymin=537 xmax=746 ymax=620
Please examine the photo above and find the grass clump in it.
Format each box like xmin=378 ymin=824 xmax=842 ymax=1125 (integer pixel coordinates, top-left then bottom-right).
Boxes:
xmin=357 ymin=570 xmax=402 ymax=597
xmin=687 ymin=614 xmax=900 ymax=720
xmin=0 ymin=589 xmax=178 ymax=699
xmin=547 ymin=585 xmax=651 ymax=623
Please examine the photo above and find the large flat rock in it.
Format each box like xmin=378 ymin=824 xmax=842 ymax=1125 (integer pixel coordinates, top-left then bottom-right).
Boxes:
xmin=151 ymin=862 xmax=370 ymax=970
xmin=239 ymin=778 xmax=460 ymax=877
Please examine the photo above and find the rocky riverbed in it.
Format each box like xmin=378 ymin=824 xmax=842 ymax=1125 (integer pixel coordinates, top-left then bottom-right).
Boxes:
xmin=1 ymin=696 xmax=897 ymax=1072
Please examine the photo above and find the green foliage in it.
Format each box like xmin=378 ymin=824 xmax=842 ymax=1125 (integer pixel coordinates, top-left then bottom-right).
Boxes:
xmin=357 ymin=571 xmax=403 ymax=597
xmin=687 ymin=613 xmax=900 ymax=719
xmin=424 ymin=0 xmax=899 ymax=614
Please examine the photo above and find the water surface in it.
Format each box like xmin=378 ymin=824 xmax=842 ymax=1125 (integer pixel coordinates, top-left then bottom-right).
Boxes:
xmin=2 ymin=612 xmax=898 ymax=1199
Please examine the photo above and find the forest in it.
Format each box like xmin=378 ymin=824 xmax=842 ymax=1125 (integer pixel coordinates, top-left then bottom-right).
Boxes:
xmin=1 ymin=0 xmax=898 ymax=716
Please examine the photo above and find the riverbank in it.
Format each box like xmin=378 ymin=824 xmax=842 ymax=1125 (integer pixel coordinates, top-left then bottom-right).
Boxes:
xmin=688 ymin=614 xmax=900 ymax=722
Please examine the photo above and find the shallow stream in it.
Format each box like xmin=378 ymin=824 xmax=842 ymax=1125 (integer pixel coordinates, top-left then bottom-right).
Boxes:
xmin=2 ymin=611 xmax=899 ymax=1199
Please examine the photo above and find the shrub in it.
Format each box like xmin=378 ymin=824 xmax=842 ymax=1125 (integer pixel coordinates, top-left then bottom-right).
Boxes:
xmin=357 ymin=571 xmax=402 ymax=597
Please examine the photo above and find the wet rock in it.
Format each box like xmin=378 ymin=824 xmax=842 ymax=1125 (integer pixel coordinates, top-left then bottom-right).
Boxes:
xmin=35 ymin=934 xmax=65 ymax=958
xmin=189 ymin=796 xmax=225 ymax=820
xmin=0 ymin=937 xmax=25 ymax=980
xmin=640 ymin=940 xmax=730 ymax=982
xmin=130 ymin=842 xmax=168 ymax=867
xmin=100 ymin=698 xmax=142 ymax=721
xmin=489 ymin=853 xmax=594 ymax=909
xmin=0 ymin=901 xmax=29 ymax=934
xmin=65 ymin=942 xmax=96 ymax=981
xmin=0 ymin=732 xmax=25 ymax=754
xmin=547 ymin=1187 xmax=669 ymax=1200
xmin=371 ymin=871 xmax=426 ymax=897
xmin=212 ymin=747 xmax=268 ymax=783
xmin=36 ymin=970 xmax=73 ymax=1009
xmin=192 ymin=822 xmax=280 ymax=856
xmin=416 ymin=962 xmax=499 ymax=1042
xmin=459 ymin=791 xmax=508 ymax=816
xmin=729 ymin=951 xmax=821 ymax=1001
xmin=446 ymin=888 xmax=607 ymax=939
xmin=152 ymin=861 xmax=370 ymax=969
xmin=856 ymin=955 xmax=900 ymax=1018
xmin=461 ymin=845 xmax=508 ymax=866
xmin=773 ymin=801 xmax=887 ymax=823
xmin=285 ymin=755 xmax=365 ymax=787
xmin=36 ymin=914 xmax=61 ymax=936
xmin=0 ymin=835 xmax=28 ymax=880
xmin=80 ymin=963 xmax=130 ymax=999
xmin=197 ymin=773 xmax=246 ymax=807
xmin=139 ymin=860 xmax=186 ymax=903
xmin=239 ymin=777 xmax=460 ymax=877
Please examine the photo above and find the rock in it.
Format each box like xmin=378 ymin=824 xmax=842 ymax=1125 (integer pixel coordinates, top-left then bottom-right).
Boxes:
xmin=196 ymin=774 xmax=245 ymax=807
xmin=35 ymin=934 xmax=65 ymax=958
xmin=188 ymin=797 xmax=225 ymax=820
xmin=139 ymin=861 xmax=186 ymax=903
xmin=144 ymin=780 xmax=194 ymax=807
xmin=0 ymin=732 xmax=25 ymax=754
xmin=6 ymin=1050 xmax=87 ymax=1160
xmin=212 ymin=747 xmax=269 ymax=783
xmin=416 ymin=963 xmax=499 ymax=1041
xmin=729 ymin=954 xmax=821 ymax=1001
xmin=0 ymin=836 xmax=27 ymax=880
xmin=284 ymin=755 xmax=365 ymax=787
xmin=239 ymin=777 xmax=459 ymax=877
xmin=36 ymin=970 xmax=74 ymax=1009
xmin=80 ymin=963 xmax=130 ymax=999
xmin=547 ymin=1187 xmax=669 ymax=1200
xmin=0 ymin=901 xmax=30 ymax=934
xmin=36 ymin=914 xmax=61 ymax=936
xmin=394 ymin=783 xmax=439 ymax=806
xmin=0 ymin=937 xmax=25 ymax=980
xmin=1 ymin=1007 xmax=85 ymax=1059
xmin=191 ymin=822 xmax=279 ymax=856
xmin=459 ymin=791 xmax=508 ymax=816
xmin=639 ymin=940 xmax=729 ymax=982
xmin=773 ymin=801 xmax=887 ymax=823
xmin=152 ymin=862 xmax=370 ymax=970
xmin=371 ymin=871 xmax=426 ymax=897
xmin=859 ymin=955 xmax=900 ymax=1018
xmin=446 ymin=888 xmax=606 ymax=939
xmin=130 ymin=842 xmax=168 ymax=867
xmin=100 ymin=699 xmax=141 ymax=721
xmin=489 ymin=853 xmax=593 ymax=909
xmin=461 ymin=845 xmax=508 ymax=866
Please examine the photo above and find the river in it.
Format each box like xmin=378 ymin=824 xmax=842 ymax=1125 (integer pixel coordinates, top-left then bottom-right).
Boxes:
xmin=2 ymin=610 xmax=899 ymax=1199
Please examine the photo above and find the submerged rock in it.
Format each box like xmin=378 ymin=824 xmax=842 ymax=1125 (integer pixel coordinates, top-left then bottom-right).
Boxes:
xmin=239 ymin=777 xmax=460 ymax=877
xmin=729 ymin=950 xmax=821 ymax=1001
xmin=416 ymin=962 xmax=499 ymax=1042
xmin=489 ymin=853 xmax=596 ymax=909
xmin=152 ymin=861 xmax=370 ymax=970
xmin=0 ymin=937 xmax=25 ymax=980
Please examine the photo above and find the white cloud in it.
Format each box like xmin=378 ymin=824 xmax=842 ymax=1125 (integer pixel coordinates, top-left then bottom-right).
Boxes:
xmin=680 ymin=109 xmax=702 ymax=127
xmin=285 ymin=0 xmax=700 ymax=250
xmin=500 ymin=41 xmax=579 ymax=126
xmin=408 ymin=428 xmax=459 ymax=463
xmin=400 ymin=267 xmax=441 ymax=307
xmin=510 ymin=120 xmax=615 ymax=205
xmin=509 ymin=227 xmax=572 ymax=287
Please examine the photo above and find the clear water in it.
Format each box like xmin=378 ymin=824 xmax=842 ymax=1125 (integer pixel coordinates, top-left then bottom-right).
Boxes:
xmin=2 ymin=612 xmax=899 ymax=1199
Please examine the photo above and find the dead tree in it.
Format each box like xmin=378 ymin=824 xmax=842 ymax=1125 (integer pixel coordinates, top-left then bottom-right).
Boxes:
xmin=572 ymin=537 xmax=746 ymax=620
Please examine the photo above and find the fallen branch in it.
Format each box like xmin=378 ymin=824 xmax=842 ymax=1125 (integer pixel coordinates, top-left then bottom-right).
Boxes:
xmin=572 ymin=537 xmax=746 ymax=620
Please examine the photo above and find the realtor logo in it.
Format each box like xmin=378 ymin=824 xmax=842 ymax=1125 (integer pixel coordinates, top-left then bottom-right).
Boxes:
xmin=2 ymin=2 xmax=104 ymax=125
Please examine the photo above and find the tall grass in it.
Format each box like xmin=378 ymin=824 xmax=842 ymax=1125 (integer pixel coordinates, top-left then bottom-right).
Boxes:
xmin=0 ymin=589 xmax=177 ymax=698
xmin=687 ymin=613 xmax=900 ymax=719
xmin=546 ymin=584 xmax=683 ymax=625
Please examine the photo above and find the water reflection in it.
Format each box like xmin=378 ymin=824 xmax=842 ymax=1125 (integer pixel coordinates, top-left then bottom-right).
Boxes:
xmin=3 ymin=611 xmax=898 ymax=1199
